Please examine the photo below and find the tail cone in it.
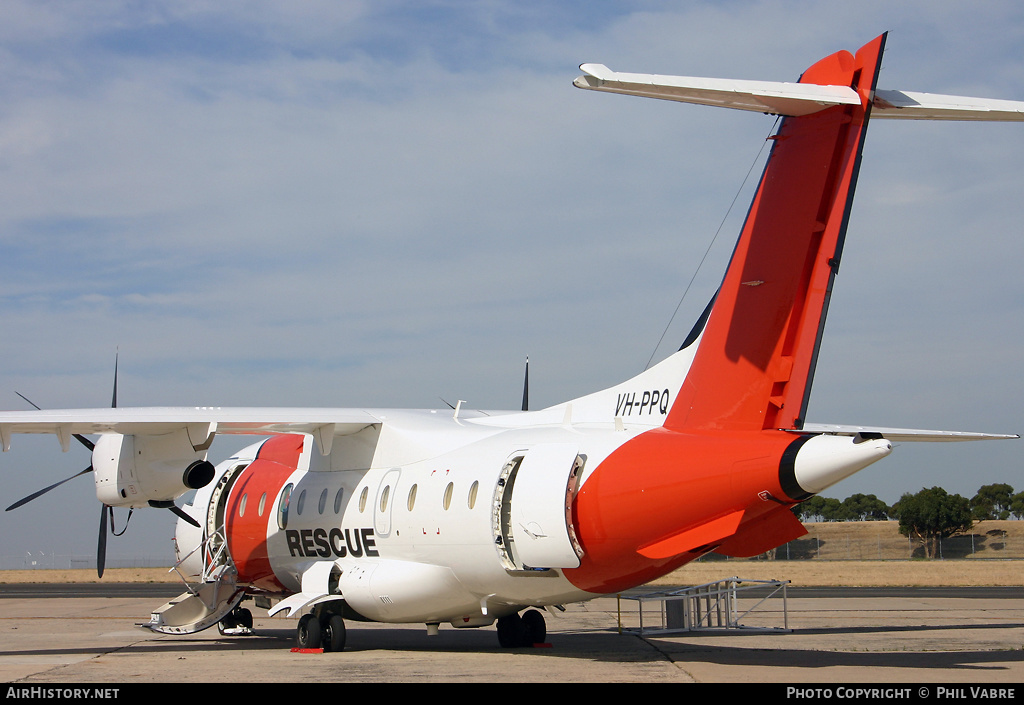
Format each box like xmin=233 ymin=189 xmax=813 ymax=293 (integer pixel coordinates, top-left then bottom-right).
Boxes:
xmin=785 ymin=434 xmax=892 ymax=498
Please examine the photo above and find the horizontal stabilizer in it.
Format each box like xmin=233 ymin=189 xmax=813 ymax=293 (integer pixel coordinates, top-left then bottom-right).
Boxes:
xmin=574 ymin=64 xmax=860 ymax=116
xmin=575 ymin=65 xmax=1024 ymax=121
xmin=797 ymin=423 xmax=1019 ymax=442
xmin=872 ymin=89 xmax=1024 ymax=121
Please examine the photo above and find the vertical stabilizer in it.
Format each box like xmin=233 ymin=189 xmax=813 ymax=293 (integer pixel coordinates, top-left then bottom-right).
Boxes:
xmin=664 ymin=34 xmax=887 ymax=433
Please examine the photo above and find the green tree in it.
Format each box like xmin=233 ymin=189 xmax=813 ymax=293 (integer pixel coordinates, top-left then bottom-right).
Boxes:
xmin=841 ymin=493 xmax=891 ymax=521
xmin=892 ymin=487 xmax=973 ymax=558
xmin=970 ymin=483 xmax=1015 ymax=521
xmin=1011 ymin=491 xmax=1024 ymax=520
xmin=794 ymin=495 xmax=844 ymax=522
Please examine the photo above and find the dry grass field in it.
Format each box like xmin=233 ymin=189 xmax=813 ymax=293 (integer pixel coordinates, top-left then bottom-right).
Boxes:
xmin=1 ymin=521 xmax=1021 ymax=588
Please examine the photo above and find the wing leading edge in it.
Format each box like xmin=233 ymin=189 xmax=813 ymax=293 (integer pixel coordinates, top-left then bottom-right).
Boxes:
xmin=0 ymin=407 xmax=381 ymax=454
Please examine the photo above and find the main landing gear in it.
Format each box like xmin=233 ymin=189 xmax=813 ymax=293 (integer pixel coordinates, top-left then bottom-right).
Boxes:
xmin=296 ymin=610 xmax=347 ymax=652
xmin=496 ymin=609 xmax=546 ymax=648
xmin=291 ymin=607 xmax=545 ymax=651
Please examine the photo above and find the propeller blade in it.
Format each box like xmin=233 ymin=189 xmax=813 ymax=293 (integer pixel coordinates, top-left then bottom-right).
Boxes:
xmin=168 ymin=504 xmax=201 ymax=528
xmin=149 ymin=500 xmax=201 ymax=528
xmin=5 ymin=466 xmax=93 ymax=512
xmin=97 ymin=505 xmax=108 ymax=579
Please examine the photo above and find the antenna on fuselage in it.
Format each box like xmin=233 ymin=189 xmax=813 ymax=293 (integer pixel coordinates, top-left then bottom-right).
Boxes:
xmin=522 ymin=357 xmax=529 ymax=411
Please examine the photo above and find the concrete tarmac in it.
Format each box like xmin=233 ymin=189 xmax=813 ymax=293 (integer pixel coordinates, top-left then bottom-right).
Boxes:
xmin=1 ymin=590 xmax=1023 ymax=684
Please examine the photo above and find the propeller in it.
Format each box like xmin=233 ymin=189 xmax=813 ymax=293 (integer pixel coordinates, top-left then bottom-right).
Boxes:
xmin=6 ymin=352 xmax=199 ymax=578
xmin=5 ymin=392 xmax=109 ymax=576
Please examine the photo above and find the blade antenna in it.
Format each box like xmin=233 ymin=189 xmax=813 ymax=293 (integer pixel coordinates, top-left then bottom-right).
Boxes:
xmin=111 ymin=349 xmax=118 ymax=408
xmin=521 ymin=357 xmax=529 ymax=412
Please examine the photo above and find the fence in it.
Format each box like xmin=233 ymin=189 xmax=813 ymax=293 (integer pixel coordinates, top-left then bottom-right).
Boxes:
xmin=0 ymin=554 xmax=171 ymax=571
xmin=699 ymin=520 xmax=1024 ymax=562
xmin=4 ymin=522 xmax=1021 ymax=571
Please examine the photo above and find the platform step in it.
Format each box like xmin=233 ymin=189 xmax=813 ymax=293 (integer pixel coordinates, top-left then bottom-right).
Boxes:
xmin=145 ymin=580 xmax=243 ymax=635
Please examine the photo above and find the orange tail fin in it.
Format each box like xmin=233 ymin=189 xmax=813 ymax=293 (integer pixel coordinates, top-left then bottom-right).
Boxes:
xmin=666 ymin=34 xmax=887 ymax=433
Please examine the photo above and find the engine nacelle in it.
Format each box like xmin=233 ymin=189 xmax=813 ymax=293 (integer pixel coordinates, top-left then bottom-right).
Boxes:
xmin=93 ymin=430 xmax=215 ymax=508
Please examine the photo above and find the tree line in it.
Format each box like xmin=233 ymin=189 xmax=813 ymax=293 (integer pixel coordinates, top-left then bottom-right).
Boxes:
xmin=792 ymin=483 xmax=1022 ymax=559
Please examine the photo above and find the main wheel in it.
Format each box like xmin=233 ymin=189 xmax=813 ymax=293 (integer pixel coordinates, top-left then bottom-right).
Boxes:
xmin=496 ymin=613 xmax=528 ymax=648
xmin=322 ymin=614 xmax=346 ymax=652
xmin=521 ymin=609 xmax=546 ymax=645
xmin=296 ymin=613 xmax=322 ymax=649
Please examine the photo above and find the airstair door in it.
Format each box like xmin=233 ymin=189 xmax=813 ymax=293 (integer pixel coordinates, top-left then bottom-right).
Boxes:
xmin=146 ymin=571 xmax=244 ymax=635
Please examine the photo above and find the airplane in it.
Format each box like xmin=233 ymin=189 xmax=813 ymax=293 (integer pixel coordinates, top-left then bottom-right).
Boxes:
xmin=2 ymin=33 xmax=1021 ymax=651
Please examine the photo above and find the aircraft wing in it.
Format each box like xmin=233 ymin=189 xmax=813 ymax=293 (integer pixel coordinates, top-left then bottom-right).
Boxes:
xmin=797 ymin=423 xmax=1019 ymax=443
xmin=0 ymin=407 xmax=382 ymax=454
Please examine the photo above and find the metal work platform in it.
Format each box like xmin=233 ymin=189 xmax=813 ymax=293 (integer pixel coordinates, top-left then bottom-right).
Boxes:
xmin=618 ymin=577 xmax=791 ymax=636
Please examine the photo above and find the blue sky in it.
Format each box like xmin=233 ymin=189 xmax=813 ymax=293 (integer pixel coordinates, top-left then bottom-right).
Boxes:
xmin=1 ymin=1 xmax=1022 ymax=566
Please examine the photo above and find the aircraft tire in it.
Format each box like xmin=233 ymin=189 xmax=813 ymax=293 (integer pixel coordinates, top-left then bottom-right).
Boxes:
xmin=217 ymin=612 xmax=236 ymax=634
xmin=236 ymin=608 xmax=254 ymax=631
xmin=521 ymin=609 xmax=546 ymax=645
xmin=322 ymin=615 xmax=346 ymax=652
xmin=496 ymin=613 xmax=528 ymax=648
xmin=296 ymin=613 xmax=322 ymax=649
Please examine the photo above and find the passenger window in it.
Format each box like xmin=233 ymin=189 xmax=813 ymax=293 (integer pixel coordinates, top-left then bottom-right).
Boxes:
xmin=468 ymin=481 xmax=478 ymax=510
xmin=334 ymin=487 xmax=345 ymax=514
xmin=258 ymin=492 xmax=267 ymax=517
xmin=379 ymin=485 xmax=391 ymax=513
xmin=297 ymin=490 xmax=307 ymax=515
xmin=277 ymin=484 xmax=293 ymax=529
xmin=318 ymin=488 xmax=328 ymax=515
xmin=359 ymin=486 xmax=368 ymax=512
xmin=407 ymin=484 xmax=418 ymax=511
xmin=239 ymin=493 xmax=247 ymax=518
xmin=443 ymin=482 xmax=454 ymax=510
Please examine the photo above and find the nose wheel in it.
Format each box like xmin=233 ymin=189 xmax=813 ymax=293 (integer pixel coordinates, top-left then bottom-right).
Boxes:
xmin=217 ymin=605 xmax=254 ymax=636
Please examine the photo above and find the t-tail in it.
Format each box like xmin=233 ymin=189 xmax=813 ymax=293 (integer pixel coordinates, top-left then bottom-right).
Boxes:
xmin=564 ymin=35 xmax=1021 ymax=594
xmin=575 ymin=32 xmax=1023 ymax=438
